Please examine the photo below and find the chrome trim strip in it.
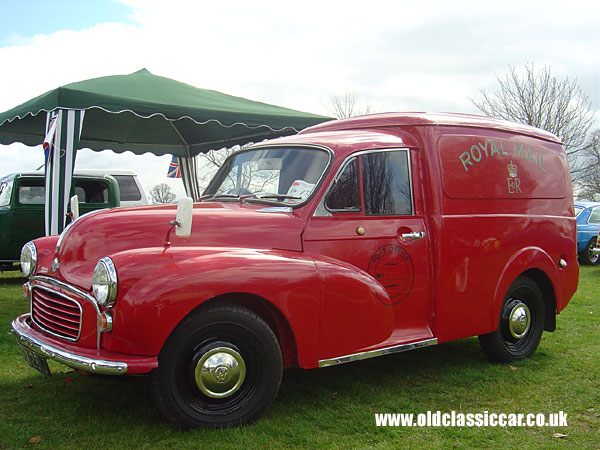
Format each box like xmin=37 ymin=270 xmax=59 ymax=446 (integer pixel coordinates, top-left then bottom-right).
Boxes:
xmin=318 ymin=338 xmax=438 ymax=368
xmin=30 ymin=275 xmax=102 ymax=348
xmin=12 ymin=318 xmax=127 ymax=375
xmin=31 ymin=285 xmax=83 ymax=342
xmin=257 ymin=207 xmax=293 ymax=213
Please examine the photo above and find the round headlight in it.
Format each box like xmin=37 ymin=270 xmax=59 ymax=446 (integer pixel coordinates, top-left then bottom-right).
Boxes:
xmin=92 ymin=257 xmax=118 ymax=306
xmin=20 ymin=242 xmax=37 ymax=277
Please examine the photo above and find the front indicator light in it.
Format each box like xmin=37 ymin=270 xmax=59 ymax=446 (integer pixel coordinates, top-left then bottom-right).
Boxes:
xmin=22 ymin=282 xmax=31 ymax=299
xmin=98 ymin=311 xmax=113 ymax=333
xmin=92 ymin=257 xmax=118 ymax=306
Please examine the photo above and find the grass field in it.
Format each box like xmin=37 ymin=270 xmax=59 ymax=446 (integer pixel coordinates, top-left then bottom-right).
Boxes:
xmin=0 ymin=268 xmax=598 ymax=449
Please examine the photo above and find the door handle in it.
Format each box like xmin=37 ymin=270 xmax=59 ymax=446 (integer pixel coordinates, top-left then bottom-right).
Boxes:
xmin=401 ymin=231 xmax=425 ymax=240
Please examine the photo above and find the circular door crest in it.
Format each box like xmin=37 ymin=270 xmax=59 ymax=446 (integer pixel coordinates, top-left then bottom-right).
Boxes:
xmin=368 ymin=245 xmax=414 ymax=305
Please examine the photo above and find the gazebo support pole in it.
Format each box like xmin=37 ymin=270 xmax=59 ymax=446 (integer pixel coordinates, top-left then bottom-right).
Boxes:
xmin=44 ymin=109 xmax=84 ymax=235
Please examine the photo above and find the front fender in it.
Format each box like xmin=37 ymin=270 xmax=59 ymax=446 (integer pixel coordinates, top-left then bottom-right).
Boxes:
xmin=103 ymin=247 xmax=320 ymax=368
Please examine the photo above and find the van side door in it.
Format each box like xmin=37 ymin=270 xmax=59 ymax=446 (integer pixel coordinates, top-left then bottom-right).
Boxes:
xmin=303 ymin=148 xmax=433 ymax=361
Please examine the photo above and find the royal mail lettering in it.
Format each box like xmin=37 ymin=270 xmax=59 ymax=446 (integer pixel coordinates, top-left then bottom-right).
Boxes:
xmin=459 ymin=139 xmax=546 ymax=174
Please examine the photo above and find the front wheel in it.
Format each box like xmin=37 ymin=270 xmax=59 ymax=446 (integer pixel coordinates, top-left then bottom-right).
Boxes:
xmin=479 ymin=276 xmax=545 ymax=362
xmin=153 ymin=304 xmax=283 ymax=428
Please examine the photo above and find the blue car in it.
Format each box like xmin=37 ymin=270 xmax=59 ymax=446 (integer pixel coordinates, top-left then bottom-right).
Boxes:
xmin=575 ymin=201 xmax=600 ymax=265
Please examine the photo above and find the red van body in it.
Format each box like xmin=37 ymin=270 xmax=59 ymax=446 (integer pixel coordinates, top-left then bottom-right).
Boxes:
xmin=12 ymin=113 xmax=578 ymax=428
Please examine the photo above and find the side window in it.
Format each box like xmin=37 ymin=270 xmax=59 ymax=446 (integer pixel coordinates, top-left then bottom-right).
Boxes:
xmin=113 ymin=175 xmax=142 ymax=201
xmin=18 ymin=179 xmax=45 ymax=205
xmin=0 ymin=179 xmax=14 ymax=207
xmin=589 ymin=207 xmax=600 ymax=224
xmin=362 ymin=150 xmax=412 ymax=216
xmin=74 ymin=186 xmax=86 ymax=203
xmin=74 ymin=180 xmax=109 ymax=204
xmin=325 ymin=158 xmax=360 ymax=212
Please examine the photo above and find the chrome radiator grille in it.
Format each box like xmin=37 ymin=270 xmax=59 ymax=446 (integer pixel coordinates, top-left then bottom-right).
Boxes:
xmin=31 ymin=286 xmax=82 ymax=341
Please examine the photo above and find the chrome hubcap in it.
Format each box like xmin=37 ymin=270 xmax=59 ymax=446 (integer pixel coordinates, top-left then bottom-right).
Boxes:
xmin=508 ymin=302 xmax=531 ymax=339
xmin=194 ymin=347 xmax=246 ymax=398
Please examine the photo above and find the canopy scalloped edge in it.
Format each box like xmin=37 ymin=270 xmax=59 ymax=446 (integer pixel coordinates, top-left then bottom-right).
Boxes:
xmin=0 ymin=105 xmax=300 ymax=133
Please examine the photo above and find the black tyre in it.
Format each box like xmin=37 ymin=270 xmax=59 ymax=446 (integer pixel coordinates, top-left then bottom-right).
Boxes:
xmin=579 ymin=237 xmax=600 ymax=265
xmin=479 ymin=276 xmax=545 ymax=363
xmin=153 ymin=304 xmax=283 ymax=428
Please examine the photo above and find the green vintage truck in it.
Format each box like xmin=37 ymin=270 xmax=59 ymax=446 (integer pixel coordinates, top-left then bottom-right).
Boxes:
xmin=0 ymin=172 xmax=121 ymax=270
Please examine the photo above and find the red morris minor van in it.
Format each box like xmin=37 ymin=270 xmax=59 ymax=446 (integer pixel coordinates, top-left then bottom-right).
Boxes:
xmin=12 ymin=113 xmax=578 ymax=428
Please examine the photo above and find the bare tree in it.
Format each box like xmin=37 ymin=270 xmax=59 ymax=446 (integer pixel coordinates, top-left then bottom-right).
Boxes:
xmin=329 ymin=92 xmax=373 ymax=119
xmin=576 ymin=130 xmax=600 ymax=200
xmin=150 ymin=183 xmax=176 ymax=204
xmin=472 ymin=64 xmax=594 ymax=176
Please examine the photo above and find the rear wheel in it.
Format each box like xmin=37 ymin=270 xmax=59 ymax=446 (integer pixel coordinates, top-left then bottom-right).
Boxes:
xmin=153 ymin=304 xmax=283 ymax=428
xmin=479 ymin=276 xmax=545 ymax=362
xmin=580 ymin=237 xmax=600 ymax=265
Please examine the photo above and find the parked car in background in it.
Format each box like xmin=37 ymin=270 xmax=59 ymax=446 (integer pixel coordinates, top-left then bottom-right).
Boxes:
xmin=0 ymin=172 xmax=121 ymax=270
xmin=574 ymin=201 xmax=600 ymax=265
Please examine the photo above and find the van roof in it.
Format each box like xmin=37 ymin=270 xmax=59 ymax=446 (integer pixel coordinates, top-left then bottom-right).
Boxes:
xmin=300 ymin=112 xmax=562 ymax=144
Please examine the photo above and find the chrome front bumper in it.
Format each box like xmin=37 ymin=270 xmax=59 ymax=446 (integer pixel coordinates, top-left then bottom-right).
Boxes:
xmin=12 ymin=314 xmax=128 ymax=375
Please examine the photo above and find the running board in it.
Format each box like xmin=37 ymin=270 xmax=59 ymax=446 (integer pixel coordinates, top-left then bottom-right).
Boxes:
xmin=318 ymin=338 xmax=438 ymax=368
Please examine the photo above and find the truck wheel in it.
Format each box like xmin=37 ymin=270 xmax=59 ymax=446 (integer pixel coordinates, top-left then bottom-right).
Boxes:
xmin=579 ymin=238 xmax=600 ymax=265
xmin=153 ymin=304 xmax=283 ymax=428
xmin=478 ymin=276 xmax=545 ymax=363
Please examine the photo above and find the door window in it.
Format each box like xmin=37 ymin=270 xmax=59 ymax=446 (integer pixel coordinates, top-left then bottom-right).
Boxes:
xmin=324 ymin=149 xmax=413 ymax=216
xmin=362 ymin=151 xmax=412 ymax=216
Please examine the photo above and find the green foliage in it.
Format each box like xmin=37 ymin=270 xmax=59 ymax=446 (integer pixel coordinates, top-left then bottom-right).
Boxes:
xmin=1 ymin=268 xmax=598 ymax=449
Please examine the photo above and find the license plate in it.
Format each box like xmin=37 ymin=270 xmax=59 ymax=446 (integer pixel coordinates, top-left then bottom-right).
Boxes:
xmin=19 ymin=345 xmax=51 ymax=377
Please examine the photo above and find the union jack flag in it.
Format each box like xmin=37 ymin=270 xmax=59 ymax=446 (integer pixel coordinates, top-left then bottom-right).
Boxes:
xmin=167 ymin=156 xmax=181 ymax=178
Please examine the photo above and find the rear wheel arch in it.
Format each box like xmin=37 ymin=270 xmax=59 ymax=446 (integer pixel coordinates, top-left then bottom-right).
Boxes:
xmin=492 ymin=250 xmax=559 ymax=333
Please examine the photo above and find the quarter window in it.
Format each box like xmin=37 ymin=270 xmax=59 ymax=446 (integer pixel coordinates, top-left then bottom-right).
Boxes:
xmin=325 ymin=158 xmax=360 ymax=211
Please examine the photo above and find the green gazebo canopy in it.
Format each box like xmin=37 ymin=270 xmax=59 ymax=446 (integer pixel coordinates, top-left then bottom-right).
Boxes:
xmin=0 ymin=68 xmax=332 ymax=157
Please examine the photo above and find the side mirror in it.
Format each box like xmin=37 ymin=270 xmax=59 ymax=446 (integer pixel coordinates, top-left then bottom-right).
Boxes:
xmin=175 ymin=197 xmax=193 ymax=238
xmin=70 ymin=195 xmax=79 ymax=220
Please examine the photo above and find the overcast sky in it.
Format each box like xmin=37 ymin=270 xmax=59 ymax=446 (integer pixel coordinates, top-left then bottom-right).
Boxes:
xmin=0 ymin=0 xmax=598 ymax=198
